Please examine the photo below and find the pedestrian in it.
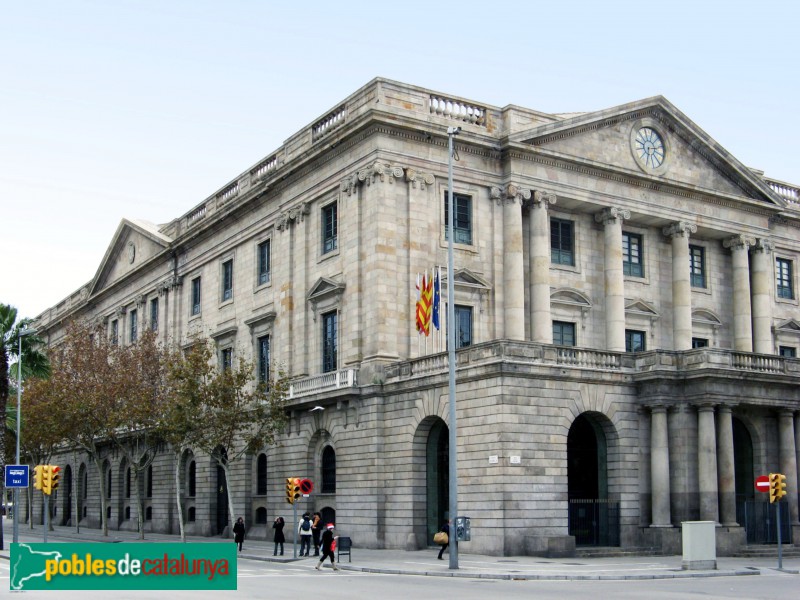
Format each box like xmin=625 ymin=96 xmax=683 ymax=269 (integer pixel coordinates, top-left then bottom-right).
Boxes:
xmin=315 ymin=523 xmax=339 ymax=571
xmin=311 ymin=511 xmax=322 ymax=556
xmin=273 ymin=516 xmax=285 ymax=556
xmin=437 ymin=520 xmax=450 ymax=560
xmin=233 ymin=516 xmax=246 ymax=552
xmin=298 ymin=512 xmax=313 ymax=556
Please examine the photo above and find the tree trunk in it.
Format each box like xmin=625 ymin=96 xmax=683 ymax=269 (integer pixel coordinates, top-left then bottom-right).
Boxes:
xmin=73 ymin=451 xmax=80 ymax=534
xmin=222 ymin=461 xmax=236 ymax=539
xmin=174 ymin=451 xmax=185 ymax=542
xmin=132 ymin=468 xmax=145 ymax=540
xmin=92 ymin=454 xmax=109 ymax=536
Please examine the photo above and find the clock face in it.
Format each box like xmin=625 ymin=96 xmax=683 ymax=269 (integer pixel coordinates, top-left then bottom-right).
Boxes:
xmin=634 ymin=127 xmax=665 ymax=169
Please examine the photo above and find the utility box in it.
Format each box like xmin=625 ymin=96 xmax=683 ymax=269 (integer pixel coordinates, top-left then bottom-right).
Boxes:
xmin=681 ymin=521 xmax=716 ymax=570
xmin=455 ymin=516 xmax=471 ymax=541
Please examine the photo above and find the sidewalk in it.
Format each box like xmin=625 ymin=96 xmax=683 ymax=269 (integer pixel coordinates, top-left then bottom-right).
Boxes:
xmin=2 ymin=520 xmax=797 ymax=581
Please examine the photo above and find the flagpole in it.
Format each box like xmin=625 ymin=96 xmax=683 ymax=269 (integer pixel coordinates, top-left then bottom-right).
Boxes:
xmin=446 ymin=126 xmax=460 ymax=570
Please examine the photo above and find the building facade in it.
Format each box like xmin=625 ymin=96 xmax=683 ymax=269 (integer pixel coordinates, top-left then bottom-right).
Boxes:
xmin=28 ymin=78 xmax=800 ymax=556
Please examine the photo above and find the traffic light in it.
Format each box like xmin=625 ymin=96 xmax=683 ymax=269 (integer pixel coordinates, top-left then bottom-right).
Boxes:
xmin=33 ymin=465 xmax=44 ymax=491
xmin=50 ymin=465 xmax=61 ymax=493
xmin=42 ymin=465 xmax=53 ymax=495
xmin=769 ymin=472 xmax=787 ymax=503
xmin=286 ymin=477 xmax=301 ymax=504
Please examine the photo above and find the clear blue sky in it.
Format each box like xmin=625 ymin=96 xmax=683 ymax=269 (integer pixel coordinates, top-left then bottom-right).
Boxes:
xmin=2 ymin=0 xmax=798 ymax=319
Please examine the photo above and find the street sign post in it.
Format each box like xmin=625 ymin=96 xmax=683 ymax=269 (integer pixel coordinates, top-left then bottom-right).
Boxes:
xmin=755 ymin=474 xmax=770 ymax=493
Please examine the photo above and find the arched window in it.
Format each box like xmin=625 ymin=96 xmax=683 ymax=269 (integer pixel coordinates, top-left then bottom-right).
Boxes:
xmin=106 ymin=466 xmax=112 ymax=499
xmin=125 ymin=467 xmax=131 ymax=498
xmin=188 ymin=461 xmax=196 ymax=497
xmin=146 ymin=465 xmax=153 ymax=498
xmin=321 ymin=446 xmax=336 ymax=493
xmin=257 ymin=454 xmax=268 ymax=496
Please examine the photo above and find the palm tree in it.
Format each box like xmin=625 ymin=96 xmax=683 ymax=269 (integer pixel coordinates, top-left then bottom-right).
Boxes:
xmin=1 ymin=304 xmax=50 ymax=512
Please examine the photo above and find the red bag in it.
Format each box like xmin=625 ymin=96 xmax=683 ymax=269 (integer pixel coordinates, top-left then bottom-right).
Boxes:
xmin=331 ymin=538 xmax=337 ymax=552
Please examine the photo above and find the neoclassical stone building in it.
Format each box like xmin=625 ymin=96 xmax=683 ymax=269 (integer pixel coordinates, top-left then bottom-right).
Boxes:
xmin=28 ymin=78 xmax=800 ymax=556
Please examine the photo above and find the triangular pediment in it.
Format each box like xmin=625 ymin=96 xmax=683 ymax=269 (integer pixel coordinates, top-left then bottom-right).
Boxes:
xmin=307 ymin=277 xmax=346 ymax=302
xmin=90 ymin=219 xmax=172 ymax=296
xmin=625 ymin=298 xmax=659 ymax=317
xmin=511 ymin=96 xmax=781 ymax=206
xmin=775 ymin=318 xmax=800 ymax=332
xmin=551 ymin=288 xmax=592 ymax=307
xmin=441 ymin=268 xmax=491 ymax=290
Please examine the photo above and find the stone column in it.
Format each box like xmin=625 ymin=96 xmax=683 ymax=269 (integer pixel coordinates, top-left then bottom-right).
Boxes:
xmin=496 ymin=184 xmax=530 ymax=341
xmin=663 ymin=222 xmax=697 ymax=351
xmin=716 ymin=405 xmax=738 ymax=526
xmin=650 ymin=404 xmax=672 ymax=527
xmin=723 ymin=235 xmax=755 ymax=352
xmin=529 ymin=191 xmax=556 ymax=344
xmin=697 ymin=403 xmax=720 ymax=523
xmin=751 ymin=240 xmax=774 ymax=354
xmin=778 ymin=410 xmax=799 ymax=524
xmin=595 ymin=207 xmax=630 ymax=352
xmin=529 ymin=191 xmax=556 ymax=343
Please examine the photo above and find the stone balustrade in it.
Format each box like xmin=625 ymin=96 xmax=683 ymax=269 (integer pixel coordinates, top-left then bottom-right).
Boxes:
xmin=288 ymin=368 xmax=358 ymax=399
xmin=766 ymin=177 xmax=800 ymax=206
xmin=216 ymin=181 xmax=239 ymax=206
xmin=429 ymin=94 xmax=486 ymax=126
xmin=312 ymin=105 xmax=347 ymax=142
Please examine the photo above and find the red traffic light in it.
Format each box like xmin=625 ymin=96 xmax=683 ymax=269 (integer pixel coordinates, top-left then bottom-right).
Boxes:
xmin=299 ymin=478 xmax=313 ymax=495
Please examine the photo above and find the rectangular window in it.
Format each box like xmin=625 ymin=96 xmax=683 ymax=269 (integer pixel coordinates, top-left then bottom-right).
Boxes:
xmin=258 ymin=335 xmax=270 ymax=383
xmin=622 ymin=232 xmax=644 ymax=277
xmin=322 ymin=203 xmax=338 ymax=254
xmin=257 ymin=240 xmax=271 ymax=286
xmin=551 ymin=217 xmax=575 ymax=266
xmin=129 ymin=309 xmax=138 ymax=343
xmin=444 ymin=192 xmax=473 ymax=245
xmin=625 ymin=329 xmax=646 ymax=353
xmin=221 ymin=347 xmax=233 ymax=371
xmin=111 ymin=320 xmax=119 ymax=346
xmin=692 ymin=337 xmax=709 ymax=348
xmin=553 ymin=321 xmax=576 ymax=346
xmin=779 ymin=346 xmax=796 ymax=358
xmin=776 ymin=257 xmax=794 ymax=299
xmin=322 ymin=311 xmax=338 ymax=373
xmin=222 ymin=259 xmax=233 ymax=302
xmin=191 ymin=277 xmax=201 ymax=316
xmin=690 ymin=245 xmax=706 ymax=288
xmin=454 ymin=305 xmax=473 ymax=349
xmin=150 ymin=298 xmax=158 ymax=331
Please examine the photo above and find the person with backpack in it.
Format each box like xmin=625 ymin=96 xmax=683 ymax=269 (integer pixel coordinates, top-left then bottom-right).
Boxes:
xmin=298 ymin=513 xmax=313 ymax=556
xmin=311 ymin=511 xmax=322 ymax=556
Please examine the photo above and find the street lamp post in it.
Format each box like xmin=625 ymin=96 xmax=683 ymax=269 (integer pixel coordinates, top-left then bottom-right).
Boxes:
xmin=446 ymin=126 xmax=460 ymax=569
xmin=13 ymin=326 xmax=36 ymax=544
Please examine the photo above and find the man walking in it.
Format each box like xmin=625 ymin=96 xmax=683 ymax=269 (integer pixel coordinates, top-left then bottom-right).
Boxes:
xmin=315 ymin=523 xmax=339 ymax=571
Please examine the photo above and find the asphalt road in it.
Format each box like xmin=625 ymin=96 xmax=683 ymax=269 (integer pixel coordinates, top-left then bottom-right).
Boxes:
xmin=2 ymin=555 xmax=797 ymax=599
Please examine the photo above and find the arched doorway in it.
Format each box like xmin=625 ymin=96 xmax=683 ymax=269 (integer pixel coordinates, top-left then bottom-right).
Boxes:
xmin=62 ymin=465 xmax=73 ymax=526
xmin=567 ymin=413 xmax=618 ymax=546
xmin=733 ymin=417 xmax=754 ymax=526
xmin=426 ymin=419 xmax=449 ymax=544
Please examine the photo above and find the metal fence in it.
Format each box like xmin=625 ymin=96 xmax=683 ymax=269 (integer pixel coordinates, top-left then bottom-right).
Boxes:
xmin=568 ymin=499 xmax=620 ymax=546
xmin=737 ymin=499 xmax=792 ymax=544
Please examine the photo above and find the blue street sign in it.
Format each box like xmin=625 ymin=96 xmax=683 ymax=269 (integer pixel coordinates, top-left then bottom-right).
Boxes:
xmin=4 ymin=464 xmax=29 ymax=488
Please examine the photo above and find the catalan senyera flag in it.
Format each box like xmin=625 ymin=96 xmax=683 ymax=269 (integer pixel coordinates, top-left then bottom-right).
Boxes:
xmin=419 ymin=271 xmax=433 ymax=336
xmin=415 ymin=273 xmax=423 ymax=333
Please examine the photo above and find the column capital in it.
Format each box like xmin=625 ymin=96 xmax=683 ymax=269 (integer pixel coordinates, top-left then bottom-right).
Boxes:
xmin=594 ymin=206 xmax=630 ymax=226
xmin=491 ymin=183 xmax=531 ymax=206
xmin=723 ymin=234 xmax=756 ymax=251
xmin=662 ymin=221 xmax=697 ymax=239
xmin=753 ymin=238 xmax=773 ymax=255
xmin=531 ymin=189 xmax=557 ymax=209
xmin=404 ymin=168 xmax=435 ymax=190
xmin=646 ymin=402 xmax=673 ymax=413
xmin=695 ymin=402 xmax=718 ymax=413
xmin=276 ymin=201 xmax=311 ymax=231
xmin=357 ymin=161 xmax=405 ymax=186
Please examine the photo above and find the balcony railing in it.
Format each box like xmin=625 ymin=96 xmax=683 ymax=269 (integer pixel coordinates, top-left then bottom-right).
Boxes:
xmin=288 ymin=368 xmax=358 ymax=399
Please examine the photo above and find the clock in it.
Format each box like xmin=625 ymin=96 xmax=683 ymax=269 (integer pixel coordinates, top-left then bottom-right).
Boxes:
xmin=634 ymin=127 xmax=665 ymax=169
